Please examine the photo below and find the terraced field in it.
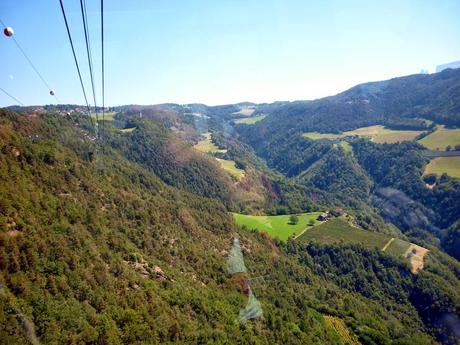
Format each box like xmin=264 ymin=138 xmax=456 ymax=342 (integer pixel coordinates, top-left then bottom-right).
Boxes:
xmin=298 ymin=218 xmax=392 ymax=249
xmin=297 ymin=218 xmax=428 ymax=273
xmin=384 ymin=238 xmax=412 ymax=256
xmin=303 ymin=125 xmax=424 ymax=143
xmin=233 ymin=212 xmax=322 ymax=241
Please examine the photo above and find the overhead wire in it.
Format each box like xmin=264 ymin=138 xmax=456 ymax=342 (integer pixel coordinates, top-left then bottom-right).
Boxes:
xmin=0 ymin=87 xmax=24 ymax=106
xmin=101 ymin=0 xmax=105 ymax=140
xmin=0 ymin=18 xmax=60 ymax=104
xmin=80 ymin=0 xmax=99 ymax=139
xmin=58 ymin=0 xmax=94 ymax=128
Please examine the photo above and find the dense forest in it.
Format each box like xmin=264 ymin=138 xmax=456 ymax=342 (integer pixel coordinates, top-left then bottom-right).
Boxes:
xmin=1 ymin=108 xmax=459 ymax=344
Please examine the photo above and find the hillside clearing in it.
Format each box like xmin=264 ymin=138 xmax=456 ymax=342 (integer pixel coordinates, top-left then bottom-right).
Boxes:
xmin=424 ymin=156 xmax=460 ymax=178
xmin=233 ymin=212 xmax=322 ymax=241
xmin=232 ymin=108 xmax=255 ymax=116
xmin=298 ymin=218 xmax=428 ymax=273
xmin=382 ymin=238 xmax=395 ymax=252
xmin=234 ymin=115 xmax=267 ymax=125
xmin=404 ymin=244 xmax=429 ymax=274
xmin=194 ymin=133 xmax=244 ymax=179
xmin=303 ymin=125 xmax=424 ymax=143
xmin=384 ymin=238 xmax=412 ymax=257
xmin=216 ymin=158 xmax=245 ymax=179
xmin=194 ymin=133 xmax=227 ymax=154
xmin=298 ymin=218 xmax=392 ymax=249
xmin=418 ymin=125 xmax=460 ymax=150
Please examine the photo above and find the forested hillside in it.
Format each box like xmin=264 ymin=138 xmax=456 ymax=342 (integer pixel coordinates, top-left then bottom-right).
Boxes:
xmin=237 ymin=68 xmax=460 ymax=145
xmin=233 ymin=70 xmax=460 ymax=262
xmin=1 ymin=108 xmax=460 ymax=344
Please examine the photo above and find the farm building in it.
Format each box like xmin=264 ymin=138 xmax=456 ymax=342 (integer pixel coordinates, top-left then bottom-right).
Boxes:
xmin=317 ymin=212 xmax=329 ymax=221
xmin=330 ymin=207 xmax=344 ymax=217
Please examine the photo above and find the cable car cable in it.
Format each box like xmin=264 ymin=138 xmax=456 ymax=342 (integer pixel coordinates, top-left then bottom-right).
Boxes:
xmin=80 ymin=0 xmax=99 ymax=139
xmin=0 ymin=18 xmax=60 ymax=103
xmin=58 ymin=0 xmax=93 ymax=126
xmin=101 ymin=0 xmax=106 ymax=140
xmin=0 ymin=87 xmax=24 ymax=106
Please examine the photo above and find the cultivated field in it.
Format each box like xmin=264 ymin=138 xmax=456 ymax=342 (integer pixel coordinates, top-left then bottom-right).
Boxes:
xmin=303 ymin=125 xmax=424 ymax=143
xmin=233 ymin=212 xmax=322 ymax=241
xmin=384 ymin=238 xmax=412 ymax=257
xmin=297 ymin=218 xmax=429 ymax=272
xmin=418 ymin=125 xmax=460 ymax=150
xmin=233 ymin=115 xmax=267 ymax=125
xmin=297 ymin=218 xmax=392 ymax=249
xmin=424 ymin=156 xmax=460 ymax=178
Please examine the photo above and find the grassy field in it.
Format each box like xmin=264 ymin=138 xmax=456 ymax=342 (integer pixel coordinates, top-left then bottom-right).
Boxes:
xmin=424 ymin=156 xmax=460 ymax=178
xmin=233 ymin=115 xmax=267 ymax=125
xmin=194 ymin=133 xmax=244 ymax=179
xmin=298 ymin=218 xmax=393 ymax=250
xmin=232 ymin=108 xmax=255 ymax=116
xmin=91 ymin=111 xmax=116 ymax=121
xmin=233 ymin=212 xmax=322 ymax=241
xmin=216 ymin=158 xmax=245 ymax=179
xmin=303 ymin=125 xmax=423 ymax=144
xmin=194 ymin=133 xmax=227 ymax=154
xmin=418 ymin=125 xmax=460 ymax=150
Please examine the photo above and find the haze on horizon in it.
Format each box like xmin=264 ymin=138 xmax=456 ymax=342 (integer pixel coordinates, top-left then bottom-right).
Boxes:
xmin=1 ymin=0 xmax=460 ymax=107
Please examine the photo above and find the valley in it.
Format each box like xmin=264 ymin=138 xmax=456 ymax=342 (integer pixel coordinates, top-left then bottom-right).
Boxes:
xmin=1 ymin=68 xmax=460 ymax=345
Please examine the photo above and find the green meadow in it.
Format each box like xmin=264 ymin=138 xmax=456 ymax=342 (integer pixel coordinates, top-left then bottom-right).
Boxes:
xmin=233 ymin=212 xmax=322 ymax=241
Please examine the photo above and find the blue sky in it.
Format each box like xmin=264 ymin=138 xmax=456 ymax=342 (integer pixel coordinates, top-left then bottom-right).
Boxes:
xmin=1 ymin=0 xmax=459 ymax=107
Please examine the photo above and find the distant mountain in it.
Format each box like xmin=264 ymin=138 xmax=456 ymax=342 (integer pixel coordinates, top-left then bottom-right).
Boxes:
xmin=436 ymin=60 xmax=460 ymax=73
xmin=238 ymin=68 xmax=460 ymax=143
